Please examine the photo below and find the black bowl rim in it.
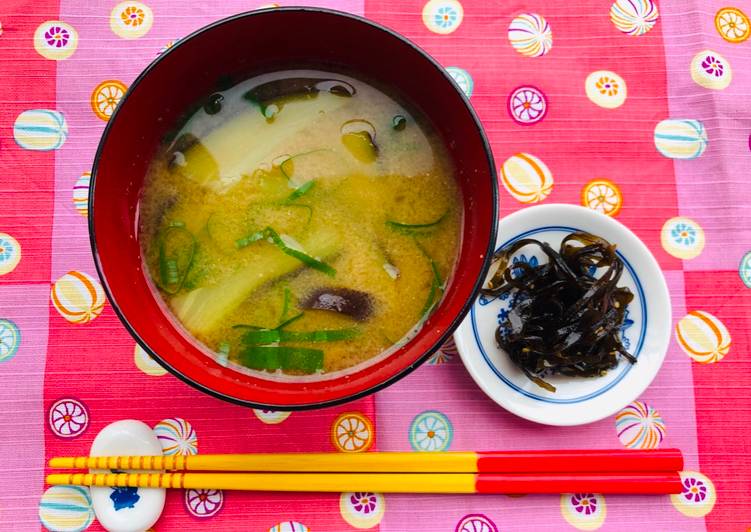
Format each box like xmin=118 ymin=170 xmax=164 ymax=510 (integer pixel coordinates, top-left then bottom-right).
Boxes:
xmin=89 ymin=6 xmax=499 ymax=410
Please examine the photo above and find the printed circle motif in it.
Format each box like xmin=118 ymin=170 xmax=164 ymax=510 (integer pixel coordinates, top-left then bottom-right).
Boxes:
xmin=715 ymin=7 xmax=750 ymax=43
xmin=654 ymin=119 xmax=708 ymax=159
xmin=0 ymin=319 xmax=21 ymax=363
xmin=39 ymin=485 xmax=94 ymax=532
xmin=455 ymin=513 xmax=499 ymax=532
xmin=253 ymin=409 xmax=292 ymax=424
xmin=154 ymin=418 xmax=198 ymax=455
xmin=500 ymin=152 xmax=554 ymax=204
xmin=675 ymin=310 xmax=731 ymax=364
xmin=560 ymin=493 xmax=607 ymax=530
xmin=14 ymin=109 xmax=68 ymax=151
xmin=445 ymin=66 xmax=473 ymax=97
xmin=428 ymin=337 xmax=458 ymax=365
xmin=581 ymin=179 xmax=623 ymax=217
xmin=670 ymin=471 xmax=717 ymax=517
xmin=91 ymin=80 xmax=127 ymax=121
xmin=49 ymin=398 xmax=89 ymax=438
xmin=269 ymin=522 xmax=309 ymax=532
xmin=134 ymin=344 xmax=167 ymax=376
xmin=410 ymin=410 xmax=453 ymax=451
xmin=110 ymin=1 xmax=153 ymax=39
xmin=339 ymin=492 xmax=385 ymax=529
xmin=690 ymin=50 xmax=732 ymax=90
xmin=422 ymin=0 xmax=464 ymax=35
xmin=508 ymin=13 xmax=552 ymax=57
xmin=34 ymin=20 xmax=78 ymax=60
xmin=72 ymin=172 xmax=90 ymax=217
xmin=661 ymin=217 xmax=705 ymax=260
xmin=507 ymin=85 xmax=547 ymax=125
xmin=609 ymin=0 xmax=659 ymax=36
xmin=585 ymin=71 xmax=627 ymax=109
xmin=51 ymin=271 xmax=105 ymax=324
xmin=0 ymin=233 xmax=21 ymax=275
xmin=615 ymin=401 xmax=665 ymax=449
xmin=332 ymin=412 xmax=374 ymax=452
xmin=740 ymin=251 xmax=751 ymax=288
xmin=185 ymin=488 xmax=223 ymax=517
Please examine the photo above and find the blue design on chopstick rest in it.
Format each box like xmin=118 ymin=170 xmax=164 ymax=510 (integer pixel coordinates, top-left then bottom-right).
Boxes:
xmin=13 ymin=109 xmax=68 ymax=151
xmin=109 ymin=469 xmax=140 ymax=511
xmin=470 ymin=226 xmax=647 ymax=404
xmin=409 ymin=410 xmax=453 ymax=451
xmin=110 ymin=486 xmax=140 ymax=511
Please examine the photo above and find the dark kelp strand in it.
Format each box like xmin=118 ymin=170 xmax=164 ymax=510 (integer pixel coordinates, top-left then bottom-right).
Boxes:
xmin=481 ymin=231 xmax=636 ymax=392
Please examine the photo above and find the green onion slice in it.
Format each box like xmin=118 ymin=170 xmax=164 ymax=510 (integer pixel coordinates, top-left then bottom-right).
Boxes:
xmin=240 ymin=346 xmax=324 ymax=373
xmin=158 ymin=226 xmax=196 ymax=295
xmin=415 ymin=240 xmax=445 ymax=320
xmin=241 ymin=327 xmax=360 ymax=345
xmin=386 ymin=213 xmax=446 ymax=234
xmin=283 ymin=180 xmax=316 ymax=203
xmin=263 ymin=227 xmax=336 ymax=277
xmin=235 ymin=230 xmax=265 ymax=249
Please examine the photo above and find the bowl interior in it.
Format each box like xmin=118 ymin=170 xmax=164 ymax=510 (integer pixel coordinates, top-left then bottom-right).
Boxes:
xmin=91 ymin=8 xmax=497 ymax=408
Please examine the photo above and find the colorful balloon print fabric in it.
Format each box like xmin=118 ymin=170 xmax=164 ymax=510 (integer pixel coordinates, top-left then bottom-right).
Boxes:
xmin=0 ymin=0 xmax=749 ymax=530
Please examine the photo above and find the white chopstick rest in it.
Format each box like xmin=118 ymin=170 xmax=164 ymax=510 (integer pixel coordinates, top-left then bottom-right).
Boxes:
xmin=89 ymin=420 xmax=165 ymax=532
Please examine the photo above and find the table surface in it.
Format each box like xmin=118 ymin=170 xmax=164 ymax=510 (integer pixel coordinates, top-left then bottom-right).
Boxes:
xmin=1 ymin=1 xmax=750 ymax=531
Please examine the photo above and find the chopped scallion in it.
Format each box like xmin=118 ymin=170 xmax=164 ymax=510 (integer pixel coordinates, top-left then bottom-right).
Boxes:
xmin=386 ymin=213 xmax=446 ymax=234
xmin=264 ymin=227 xmax=336 ymax=277
xmin=240 ymin=345 xmax=324 ymax=373
xmin=241 ymin=327 xmax=360 ymax=345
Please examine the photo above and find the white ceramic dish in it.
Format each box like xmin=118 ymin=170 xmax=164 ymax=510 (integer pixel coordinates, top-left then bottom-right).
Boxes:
xmin=454 ymin=204 xmax=671 ymax=426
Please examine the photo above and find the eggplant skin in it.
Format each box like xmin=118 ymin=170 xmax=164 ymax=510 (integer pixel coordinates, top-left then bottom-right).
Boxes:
xmin=301 ymin=287 xmax=374 ymax=322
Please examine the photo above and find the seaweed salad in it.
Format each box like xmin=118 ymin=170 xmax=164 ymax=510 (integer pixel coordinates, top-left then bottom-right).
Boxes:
xmin=481 ymin=231 xmax=636 ymax=392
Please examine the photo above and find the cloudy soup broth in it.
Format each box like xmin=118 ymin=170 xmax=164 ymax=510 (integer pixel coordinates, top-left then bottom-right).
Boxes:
xmin=138 ymin=70 xmax=462 ymax=376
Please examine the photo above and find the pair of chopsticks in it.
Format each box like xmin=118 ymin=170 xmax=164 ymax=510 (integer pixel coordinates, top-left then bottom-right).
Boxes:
xmin=47 ymin=449 xmax=684 ymax=494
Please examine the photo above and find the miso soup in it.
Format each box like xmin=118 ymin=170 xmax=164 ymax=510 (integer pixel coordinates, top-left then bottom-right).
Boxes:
xmin=139 ymin=69 xmax=462 ymax=375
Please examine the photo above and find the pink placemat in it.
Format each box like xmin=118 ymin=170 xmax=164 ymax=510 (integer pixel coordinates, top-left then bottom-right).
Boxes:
xmin=1 ymin=0 xmax=750 ymax=530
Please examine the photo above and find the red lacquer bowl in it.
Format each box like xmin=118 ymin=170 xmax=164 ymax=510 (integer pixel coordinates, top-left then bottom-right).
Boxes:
xmin=90 ymin=8 xmax=497 ymax=409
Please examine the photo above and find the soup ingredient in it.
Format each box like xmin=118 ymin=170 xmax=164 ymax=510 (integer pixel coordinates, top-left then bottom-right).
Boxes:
xmin=176 ymin=92 xmax=350 ymax=190
xmin=203 ymin=93 xmax=224 ymax=115
xmin=300 ymin=287 xmax=374 ymax=321
xmin=240 ymin=346 xmax=324 ymax=373
xmin=340 ymin=119 xmax=378 ymax=163
xmin=481 ymin=231 xmax=636 ymax=392
xmin=387 ymin=213 xmax=446 ymax=235
xmin=236 ymin=316 xmax=360 ymax=374
xmin=158 ymin=226 xmax=196 ymax=295
xmin=139 ymin=70 xmax=461 ymax=374
xmin=171 ymin=226 xmax=340 ymax=335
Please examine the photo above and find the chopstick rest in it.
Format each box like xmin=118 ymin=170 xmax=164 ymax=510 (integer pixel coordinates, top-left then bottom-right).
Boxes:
xmin=86 ymin=420 xmax=166 ymax=532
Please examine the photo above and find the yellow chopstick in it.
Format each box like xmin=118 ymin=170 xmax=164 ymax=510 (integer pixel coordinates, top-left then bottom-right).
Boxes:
xmin=48 ymin=471 xmax=476 ymax=493
xmin=48 ymin=449 xmax=684 ymax=474
xmin=50 ymin=452 xmax=478 ymax=473
xmin=45 ymin=471 xmax=684 ymax=494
